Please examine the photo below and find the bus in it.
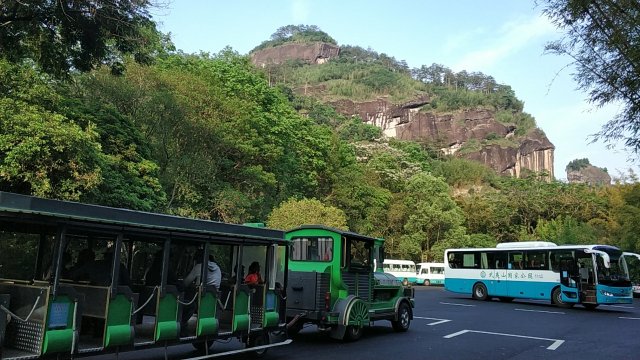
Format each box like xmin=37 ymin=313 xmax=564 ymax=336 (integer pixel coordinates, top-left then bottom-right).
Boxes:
xmin=445 ymin=241 xmax=640 ymax=309
xmin=0 ymin=191 xmax=291 ymax=359
xmin=285 ymin=226 xmax=414 ymax=341
xmin=416 ymin=262 xmax=445 ymax=286
xmin=382 ymin=259 xmax=417 ymax=286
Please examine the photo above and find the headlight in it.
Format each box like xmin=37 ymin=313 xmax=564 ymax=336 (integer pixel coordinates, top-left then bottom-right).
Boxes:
xmin=600 ymin=290 xmax=614 ymax=297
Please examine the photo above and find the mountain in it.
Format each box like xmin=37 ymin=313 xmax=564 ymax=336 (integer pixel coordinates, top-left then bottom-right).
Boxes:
xmin=250 ymin=38 xmax=555 ymax=181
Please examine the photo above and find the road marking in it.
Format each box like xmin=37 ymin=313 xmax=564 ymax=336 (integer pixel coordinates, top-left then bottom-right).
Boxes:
xmin=414 ymin=316 xmax=451 ymax=326
xmin=439 ymin=302 xmax=475 ymax=307
xmin=443 ymin=329 xmax=565 ymax=350
xmin=619 ymin=316 xmax=640 ymax=320
xmin=607 ymin=305 xmax=634 ymax=309
xmin=514 ymin=308 xmax=565 ymax=315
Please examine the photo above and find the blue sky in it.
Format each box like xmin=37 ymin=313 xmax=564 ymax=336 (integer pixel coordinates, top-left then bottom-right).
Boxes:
xmin=154 ymin=0 xmax=638 ymax=181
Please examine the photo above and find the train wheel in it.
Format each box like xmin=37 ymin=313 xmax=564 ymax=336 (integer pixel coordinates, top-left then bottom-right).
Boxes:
xmin=392 ymin=302 xmax=411 ymax=332
xmin=247 ymin=331 xmax=269 ymax=358
xmin=192 ymin=339 xmax=214 ymax=352
xmin=344 ymin=325 xmax=363 ymax=341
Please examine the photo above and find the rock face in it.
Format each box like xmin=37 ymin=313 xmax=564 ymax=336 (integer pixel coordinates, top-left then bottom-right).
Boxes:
xmin=331 ymin=97 xmax=555 ymax=180
xmin=567 ymin=165 xmax=611 ymax=185
xmin=251 ymin=43 xmax=340 ymax=67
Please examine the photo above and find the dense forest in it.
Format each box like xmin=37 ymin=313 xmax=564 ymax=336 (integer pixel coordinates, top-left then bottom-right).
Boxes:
xmin=0 ymin=4 xmax=639 ymax=275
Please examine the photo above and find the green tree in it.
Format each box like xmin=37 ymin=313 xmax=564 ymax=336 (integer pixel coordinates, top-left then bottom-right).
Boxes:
xmin=399 ymin=173 xmax=467 ymax=261
xmin=82 ymin=51 xmax=336 ymax=222
xmin=267 ymin=198 xmax=348 ymax=231
xmin=0 ymin=0 xmax=159 ymax=77
xmin=541 ymin=0 xmax=640 ymax=151
xmin=0 ymin=59 xmax=102 ymax=200
xmin=62 ymin=99 xmax=166 ymax=211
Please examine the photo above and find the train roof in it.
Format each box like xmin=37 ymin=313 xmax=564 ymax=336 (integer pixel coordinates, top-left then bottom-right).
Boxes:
xmin=286 ymin=225 xmax=379 ymax=242
xmin=0 ymin=191 xmax=286 ymax=244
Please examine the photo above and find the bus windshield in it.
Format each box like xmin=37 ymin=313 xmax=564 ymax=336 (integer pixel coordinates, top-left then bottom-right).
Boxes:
xmin=596 ymin=254 xmax=631 ymax=286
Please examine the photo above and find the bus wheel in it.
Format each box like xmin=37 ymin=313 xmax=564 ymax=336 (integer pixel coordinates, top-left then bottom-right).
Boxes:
xmin=402 ymin=278 xmax=409 ymax=286
xmin=392 ymin=302 xmax=411 ymax=332
xmin=552 ymin=287 xmax=574 ymax=308
xmin=583 ymin=303 xmax=599 ymax=310
xmin=423 ymin=279 xmax=431 ymax=286
xmin=345 ymin=325 xmax=363 ymax=341
xmin=192 ymin=339 xmax=214 ymax=352
xmin=472 ymin=283 xmax=488 ymax=301
xmin=247 ymin=331 xmax=269 ymax=358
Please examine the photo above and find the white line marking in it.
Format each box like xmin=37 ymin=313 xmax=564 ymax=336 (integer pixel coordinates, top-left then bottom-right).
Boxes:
xmin=427 ymin=319 xmax=452 ymax=326
xmin=439 ymin=302 xmax=475 ymax=307
xmin=443 ymin=330 xmax=469 ymax=338
xmin=443 ymin=329 xmax=565 ymax=350
xmin=514 ymin=308 xmax=565 ymax=315
xmin=414 ymin=316 xmax=452 ymax=326
xmin=607 ymin=305 xmax=634 ymax=309
xmin=619 ymin=316 xmax=640 ymax=320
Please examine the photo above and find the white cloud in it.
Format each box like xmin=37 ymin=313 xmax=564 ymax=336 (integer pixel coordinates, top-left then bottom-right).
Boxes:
xmin=452 ymin=15 xmax=557 ymax=72
xmin=291 ymin=0 xmax=311 ymax=23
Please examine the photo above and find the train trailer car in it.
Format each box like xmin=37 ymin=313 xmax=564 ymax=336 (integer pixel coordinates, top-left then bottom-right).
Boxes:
xmin=0 ymin=191 xmax=291 ymax=359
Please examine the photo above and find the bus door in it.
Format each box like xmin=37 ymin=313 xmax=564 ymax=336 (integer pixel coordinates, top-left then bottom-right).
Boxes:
xmin=507 ymin=252 xmax=524 ymax=297
xmin=487 ymin=252 xmax=508 ymax=296
xmin=559 ymin=258 xmax=579 ymax=303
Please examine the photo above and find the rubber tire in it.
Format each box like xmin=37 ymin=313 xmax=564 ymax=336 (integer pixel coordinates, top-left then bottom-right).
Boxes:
xmin=498 ymin=297 xmax=514 ymax=302
xmin=583 ymin=303 xmax=599 ymax=310
xmin=247 ymin=331 xmax=269 ymax=358
xmin=423 ymin=279 xmax=431 ymax=286
xmin=344 ymin=325 xmax=363 ymax=342
xmin=391 ymin=302 xmax=411 ymax=332
xmin=552 ymin=287 xmax=574 ymax=308
xmin=472 ymin=283 xmax=489 ymax=301
xmin=402 ymin=278 xmax=409 ymax=286
xmin=192 ymin=339 xmax=214 ymax=352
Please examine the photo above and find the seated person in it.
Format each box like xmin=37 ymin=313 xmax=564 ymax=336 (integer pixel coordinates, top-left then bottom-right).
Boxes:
xmin=244 ymin=262 xmax=263 ymax=285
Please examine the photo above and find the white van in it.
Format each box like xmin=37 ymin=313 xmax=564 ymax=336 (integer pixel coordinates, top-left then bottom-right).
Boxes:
xmin=382 ymin=259 xmax=417 ymax=285
xmin=416 ymin=262 xmax=445 ymax=286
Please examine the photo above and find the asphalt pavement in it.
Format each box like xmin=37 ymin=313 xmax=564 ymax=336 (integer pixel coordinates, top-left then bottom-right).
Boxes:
xmin=83 ymin=286 xmax=640 ymax=360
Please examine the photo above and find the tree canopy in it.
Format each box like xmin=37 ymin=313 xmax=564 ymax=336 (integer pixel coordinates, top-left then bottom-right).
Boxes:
xmin=541 ymin=0 xmax=640 ymax=152
xmin=0 ymin=0 xmax=158 ymax=76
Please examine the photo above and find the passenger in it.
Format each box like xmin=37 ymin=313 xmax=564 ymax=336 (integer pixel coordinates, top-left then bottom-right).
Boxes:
xmin=181 ymin=253 xmax=222 ymax=335
xmin=183 ymin=253 xmax=222 ymax=290
xmin=323 ymin=244 xmax=333 ymax=261
xmin=244 ymin=261 xmax=263 ymax=285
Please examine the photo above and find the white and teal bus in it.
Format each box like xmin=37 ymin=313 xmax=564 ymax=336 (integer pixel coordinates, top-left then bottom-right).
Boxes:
xmin=382 ymin=259 xmax=418 ymax=286
xmin=444 ymin=241 xmax=640 ymax=309
xmin=416 ymin=262 xmax=445 ymax=286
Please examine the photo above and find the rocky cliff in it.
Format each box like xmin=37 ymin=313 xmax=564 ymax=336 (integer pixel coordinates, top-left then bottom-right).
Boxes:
xmin=331 ymin=97 xmax=555 ymax=180
xmin=567 ymin=165 xmax=611 ymax=185
xmin=251 ymin=42 xmax=340 ymax=67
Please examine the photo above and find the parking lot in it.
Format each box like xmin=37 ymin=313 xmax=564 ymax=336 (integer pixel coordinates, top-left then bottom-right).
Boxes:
xmin=278 ymin=286 xmax=640 ymax=360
